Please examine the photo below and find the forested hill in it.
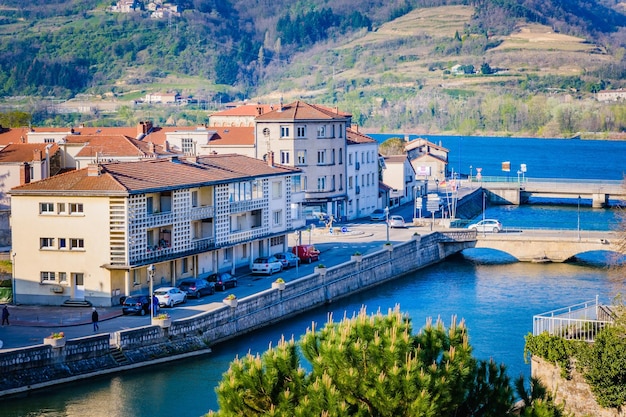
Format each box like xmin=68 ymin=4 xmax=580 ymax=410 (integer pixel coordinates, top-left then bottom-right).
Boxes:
xmin=0 ymin=0 xmax=624 ymax=102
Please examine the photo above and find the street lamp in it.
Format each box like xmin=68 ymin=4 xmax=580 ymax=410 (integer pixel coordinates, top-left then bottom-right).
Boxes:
xmin=11 ymin=252 xmax=16 ymax=305
xmin=469 ymin=165 xmax=473 ymax=183
xmin=384 ymin=206 xmax=390 ymax=243
xmin=413 ymin=185 xmax=417 ymax=220
xmin=577 ymin=196 xmax=581 ymax=241
xmin=435 ymin=178 xmax=439 ymax=193
xmin=147 ymin=264 xmax=155 ymax=320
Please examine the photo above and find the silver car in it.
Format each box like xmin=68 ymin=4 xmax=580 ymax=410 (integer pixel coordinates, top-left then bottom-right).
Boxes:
xmin=154 ymin=287 xmax=187 ymax=307
xmin=468 ymin=219 xmax=503 ymax=233
xmin=388 ymin=215 xmax=406 ymax=228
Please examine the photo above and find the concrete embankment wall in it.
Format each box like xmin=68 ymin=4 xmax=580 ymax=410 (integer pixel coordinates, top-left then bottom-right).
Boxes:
xmin=0 ymin=232 xmax=466 ymax=397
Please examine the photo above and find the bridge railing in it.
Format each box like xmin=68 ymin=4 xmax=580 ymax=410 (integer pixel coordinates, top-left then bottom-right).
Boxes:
xmin=533 ymin=296 xmax=614 ymax=342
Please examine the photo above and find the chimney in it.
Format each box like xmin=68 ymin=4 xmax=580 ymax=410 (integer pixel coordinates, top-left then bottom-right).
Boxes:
xmin=87 ymin=164 xmax=101 ymax=177
xmin=256 ymin=106 xmax=263 ymax=115
xmin=20 ymin=162 xmax=31 ymax=185
xmin=267 ymin=151 xmax=274 ymax=167
xmin=351 ymin=124 xmax=359 ymax=133
xmin=33 ymin=149 xmax=42 ymax=161
xmin=148 ymin=142 xmax=155 ymax=153
xmin=278 ymin=96 xmax=283 ymax=112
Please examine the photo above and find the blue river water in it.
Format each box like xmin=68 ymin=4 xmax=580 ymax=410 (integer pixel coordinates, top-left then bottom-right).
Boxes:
xmin=2 ymin=135 xmax=624 ymax=417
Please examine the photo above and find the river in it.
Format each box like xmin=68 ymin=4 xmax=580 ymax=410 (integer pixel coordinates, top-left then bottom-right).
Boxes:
xmin=2 ymin=135 xmax=624 ymax=417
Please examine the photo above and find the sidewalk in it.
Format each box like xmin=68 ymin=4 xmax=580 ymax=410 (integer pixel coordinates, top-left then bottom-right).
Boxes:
xmin=2 ymin=304 xmax=122 ymax=327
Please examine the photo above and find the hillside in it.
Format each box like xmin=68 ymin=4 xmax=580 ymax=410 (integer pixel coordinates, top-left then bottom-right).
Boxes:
xmin=0 ymin=0 xmax=625 ymax=136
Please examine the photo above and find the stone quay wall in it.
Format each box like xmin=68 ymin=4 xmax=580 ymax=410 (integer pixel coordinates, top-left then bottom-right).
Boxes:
xmin=0 ymin=232 xmax=468 ymax=397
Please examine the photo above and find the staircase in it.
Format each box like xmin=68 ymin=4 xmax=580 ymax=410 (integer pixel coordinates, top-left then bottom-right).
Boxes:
xmin=109 ymin=347 xmax=130 ymax=366
xmin=63 ymin=299 xmax=92 ymax=307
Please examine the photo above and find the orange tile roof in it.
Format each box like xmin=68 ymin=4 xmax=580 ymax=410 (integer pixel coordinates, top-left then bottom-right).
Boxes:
xmin=11 ymin=154 xmax=299 ymax=195
xmin=346 ymin=127 xmax=376 ymax=145
xmin=0 ymin=127 xmax=29 ymax=146
xmin=0 ymin=143 xmax=59 ymax=163
xmin=383 ymin=155 xmax=409 ymax=163
xmin=211 ymin=104 xmax=276 ymax=117
xmin=140 ymin=126 xmax=179 ymax=146
xmin=208 ymin=127 xmax=254 ymax=146
xmin=255 ymin=100 xmax=352 ymax=121
xmin=74 ymin=135 xmax=171 ymax=158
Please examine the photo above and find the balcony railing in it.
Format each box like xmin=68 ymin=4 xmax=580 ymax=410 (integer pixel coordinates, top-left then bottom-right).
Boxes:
xmin=189 ymin=205 xmax=214 ymax=220
xmin=225 ymin=227 xmax=269 ymax=245
xmin=192 ymin=236 xmax=215 ymax=251
xmin=145 ymin=211 xmax=174 ymax=228
xmin=533 ymin=297 xmax=615 ymax=342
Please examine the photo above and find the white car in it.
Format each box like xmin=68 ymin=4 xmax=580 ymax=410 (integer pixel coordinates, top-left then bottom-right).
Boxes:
xmin=468 ymin=219 xmax=503 ymax=233
xmin=388 ymin=215 xmax=406 ymax=228
xmin=154 ymin=287 xmax=187 ymax=307
xmin=251 ymin=256 xmax=283 ymax=275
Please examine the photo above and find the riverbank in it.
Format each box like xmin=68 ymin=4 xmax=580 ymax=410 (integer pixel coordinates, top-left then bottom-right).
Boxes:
xmin=0 ymin=231 xmax=473 ymax=398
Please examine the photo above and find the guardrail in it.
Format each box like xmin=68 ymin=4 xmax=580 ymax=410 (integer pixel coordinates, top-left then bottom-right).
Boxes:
xmin=533 ymin=297 xmax=614 ymax=342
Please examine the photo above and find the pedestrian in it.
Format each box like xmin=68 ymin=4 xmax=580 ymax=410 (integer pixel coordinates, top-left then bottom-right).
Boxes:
xmin=2 ymin=304 xmax=9 ymax=325
xmin=91 ymin=307 xmax=99 ymax=331
xmin=152 ymin=295 xmax=159 ymax=316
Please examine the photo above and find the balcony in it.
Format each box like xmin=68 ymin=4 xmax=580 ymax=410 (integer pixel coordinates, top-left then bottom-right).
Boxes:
xmin=192 ymin=236 xmax=216 ymax=251
xmin=146 ymin=211 xmax=174 ymax=228
xmin=225 ymin=227 xmax=269 ymax=245
xmin=190 ymin=205 xmax=214 ymax=220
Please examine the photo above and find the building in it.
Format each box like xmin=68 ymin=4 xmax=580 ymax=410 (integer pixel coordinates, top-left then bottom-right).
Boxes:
xmin=597 ymin=88 xmax=626 ymax=102
xmin=405 ymin=137 xmax=449 ymax=184
xmin=10 ymin=154 xmax=304 ymax=306
xmin=380 ymin=154 xmax=418 ymax=208
xmin=346 ymin=126 xmax=380 ymax=219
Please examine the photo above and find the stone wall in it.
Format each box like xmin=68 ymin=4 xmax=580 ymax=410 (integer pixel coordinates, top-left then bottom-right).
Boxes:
xmin=0 ymin=231 xmax=473 ymax=397
xmin=531 ymin=356 xmax=626 ymax=417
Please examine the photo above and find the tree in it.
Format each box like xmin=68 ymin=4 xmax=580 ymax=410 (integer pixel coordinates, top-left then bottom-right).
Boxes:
xmin=378 ymin=137 xmax=406 ymax=156
xmin=209 ymin=307 xmax=567 ymax=416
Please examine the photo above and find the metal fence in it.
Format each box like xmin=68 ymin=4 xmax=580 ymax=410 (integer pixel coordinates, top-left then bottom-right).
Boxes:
xmin=533 ymin=296 xmax=615 ymax=342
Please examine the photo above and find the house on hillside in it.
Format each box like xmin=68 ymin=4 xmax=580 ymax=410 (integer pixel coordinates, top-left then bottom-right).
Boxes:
xmin=597 ymin=88 xmax=626 ymax=102
xmin=10 ymin=155 xmax=304 ymax=306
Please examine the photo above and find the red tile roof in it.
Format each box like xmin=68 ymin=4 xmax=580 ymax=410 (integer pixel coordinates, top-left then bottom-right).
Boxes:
xmin=74 ymin=135 xmax=171 ymax=158
xmin=11 ymin=154 xmax=299 ymax=195
xmin=0 ymin=128 xmax=29 ymax=146
xmin=208 ymin=127 xmax=254 ymax=146
xmin=255 ymin=100 xmax=351 ymax=121
xmin=347 ymin=127 xmax=376 ymax=145
xmin=0 ymin=143 xmax=59 ymax=163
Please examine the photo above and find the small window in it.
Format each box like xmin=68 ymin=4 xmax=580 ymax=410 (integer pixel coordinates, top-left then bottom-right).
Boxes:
xmin=57 ymin=203 xmax=66 ymax=214
xmin=280 ymin=151 xmax=290 ymax=164
xmin=191 ymin=191 xmax=198 ymax=207
xmin=296 ymin=126 xmax=306 ymax=137
xmin=280 ymin=126 xmax=290 ymax=138
xmin=317 ymin=177 xmax=326 ymax=191
xmin=70 ymin=238 xmax=84 ymax=250
xmin=273 ymin=210 xmax=282 ymax=226
xmin=297 ymin=150 xmax=306 ymax=165
xmin=317 ymin=150 xmax=325 ymax=165
xmin=69 ymin=203 xmax=83 ymax=214
xmin=41 ymin=271 xmax=56 ymax=282
xmin=272 ymin=181 xmax=282 ymax=199
xmin=181 ymin=137 xmax=194 ymax=155
xmin=40 ymin=203 xmax=54 ymax=214
xmin=182 ymin=258 xmax=189 ymax=273
xmin=133 ymin=269 xmax=140 ymax=285
xmin=58 ymin=238 xmax=66 ymax=249
xmin=317 ymin=126 xmax=326 ymax=138
xmin=40 ymin=237 xmax=55 ymax=249
xmin=292 ymin=175 xmax=302 ymax=192
xmin=59 ymin=272 xmax=67 ymax=283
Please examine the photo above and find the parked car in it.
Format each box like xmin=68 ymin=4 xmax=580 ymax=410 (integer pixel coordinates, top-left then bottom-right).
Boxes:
xmin=177 ymin=278 xmax=214 ymax=298
xmin=121 ymin=295 xmax=151 ymax=316
xmin=468 ymin=219 xmax=503 ymax=233
xmin=252 ymin=256 xmax=283 ymax=275
xmin=211 ymin=272 xmax=238 ymax=291
xmin=292 ymin=245 xmax=320 ymax=264
xmin=388 ymin=215 xmax=406 ymax=228
xmin=369 ymin=209 xmax=387 ymax=221
xmin=154 ymin=287 xmax=187 ymax=307
xmin=274 ymin=252 xmax=300 ymax=269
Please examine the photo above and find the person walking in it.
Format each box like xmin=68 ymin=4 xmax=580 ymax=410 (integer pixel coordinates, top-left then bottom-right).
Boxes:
xmin=152 ymin=294 xmax=159 ymax=316
xmin=91 ymin=307 xmax=99 ymax=331
xmin=2 ymin=304 xmax=9 ymax=325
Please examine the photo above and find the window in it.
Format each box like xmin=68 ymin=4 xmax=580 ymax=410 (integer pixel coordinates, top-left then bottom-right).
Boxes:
xmin=40 ymin=238 xmax=55 ymax=249
xmin=272 ymin=181 xmax=282 ymax=199
xmin=339 ymin=149 xmax=343 ymax=164
xmin=70 ymin=238 xmax=84 ymax=250
xmin=270 ymin=236 xmax=285 ymax=246
xmin=317 ymin=126 xmax=326 ymax=138
xmin=292 ymin=175 xmax=302 ymax=192
xmin=317 ymin=176 xmax=326 ymax=191
xmin=191 ymin=191 xmax=198 ymax=207
xmin=280 ymin=126 xmax=290 ymax=137
xmin=57 ymin=203 xmax=66 ymax=214
xmin=133 ymin=269 xmax=140 ymax=286
xmin=317 ymin=150 xmax=326 ymax=165
xmin=252 ymin=180 xmax=262 ymax=199
xmin=181 ymin=137 xmax=194 ymax=155
xmin=338 ymin=124 xmax=343 ymax=138
xmin=332 ymin=175 xmax=336 ymax=191
xmin=69 ymin=203 xmax=83 ymax=214
xmin=273 ymin=210 xmax=282 ymax=226
xmin=58 ymin=238 xmax=66 ymax=250
xmin=41 ymin=271 xmax=55 ymax=282
xmin=44 ymin=138 xmax=55 ymax=143
xmin=362 ymin=153 xmax=365 ymax=163
xmin=349 ymin=176 xmax=353 ymax=189
xmin=280 ymin=150 xmax=290 ymax=164
xmin=296 ymin=126 xmax=306 ymax=137
xmin=339 ymin=174 xmax=343 ymax=190
xmin=72 ymin=273 xmax=84 ymax=286
xmin=40 ymin=203 xmax=54 ymax=214
xmin=331 ymin=149 xmax=335 ymax=164
xmin=59 ymin=272 xmax=67 ymax=283
xmin=297 ymin=150 xmax=306 ymax=165
xmin=182 ymin=258 xmax=189 ymax=273
xmin=224 ymin=248 xmax=232 ymax=262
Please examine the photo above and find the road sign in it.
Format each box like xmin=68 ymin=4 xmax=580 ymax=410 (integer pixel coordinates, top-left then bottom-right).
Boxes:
xmin=426 ymin=196 xmax=440 ymax=212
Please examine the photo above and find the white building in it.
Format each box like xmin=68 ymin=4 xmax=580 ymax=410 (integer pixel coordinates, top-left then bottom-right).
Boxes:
xmin=10 ymin=154 xmax=304 ymax=306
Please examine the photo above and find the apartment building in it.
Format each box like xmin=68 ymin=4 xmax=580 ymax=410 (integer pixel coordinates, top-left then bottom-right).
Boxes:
xmin=10 ymin=154 xmax=303 ymax=306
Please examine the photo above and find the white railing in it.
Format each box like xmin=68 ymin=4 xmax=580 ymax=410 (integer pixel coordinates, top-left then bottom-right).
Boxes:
xmin=533 ymin=296 xmax=614 ymax=342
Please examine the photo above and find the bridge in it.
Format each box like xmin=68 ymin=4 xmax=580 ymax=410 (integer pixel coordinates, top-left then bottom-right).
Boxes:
xmin=476 ymin=177 xmax=625 ymax=207
xmin=470 ymin=229 xmax=620 ymax=262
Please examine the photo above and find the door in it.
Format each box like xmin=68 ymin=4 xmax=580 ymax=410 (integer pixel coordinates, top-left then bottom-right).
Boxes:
xmin=72 ymin=273 xmax=85 ymax=300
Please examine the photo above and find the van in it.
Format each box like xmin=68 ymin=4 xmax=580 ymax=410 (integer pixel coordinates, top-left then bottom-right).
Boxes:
xmin=292 ymin=245 xmax=320 ymax=264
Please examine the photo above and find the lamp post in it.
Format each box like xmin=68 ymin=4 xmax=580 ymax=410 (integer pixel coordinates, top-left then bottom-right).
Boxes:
xmin=384 ymin=206 xmax=390 ymax=243
xmin=577 ymin=196 xmax=581 ymax=241
xmin=11 ymin=252 xmax=16 ymax=305
xmin=469 ymin=165 xmax=473 ymax=183
xmin=413 ymin=185 xmax=417 ymax=220
xmin=482 ymin=191 xmax=487 ymax=237
xmin=435 ymin=178 xmax=439 ymax=193
xmin=147 ymin=264 xmax=155 ymax=320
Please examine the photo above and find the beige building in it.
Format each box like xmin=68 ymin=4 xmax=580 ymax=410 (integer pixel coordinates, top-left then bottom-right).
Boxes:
xmin=10 ymin=154 xmax=303 ymax=306
xmin=405 ymin=137 xmax=449 ymax=184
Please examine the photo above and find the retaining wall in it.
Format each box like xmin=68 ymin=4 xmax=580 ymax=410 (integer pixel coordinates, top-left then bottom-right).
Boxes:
xmin=0 ymin=232 xmax=470 ymax=397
